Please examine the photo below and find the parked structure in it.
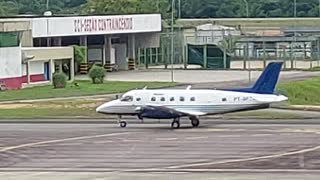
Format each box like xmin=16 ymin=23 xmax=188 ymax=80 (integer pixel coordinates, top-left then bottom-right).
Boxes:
xmin=0 ymin=14 xmax=162 ymax=90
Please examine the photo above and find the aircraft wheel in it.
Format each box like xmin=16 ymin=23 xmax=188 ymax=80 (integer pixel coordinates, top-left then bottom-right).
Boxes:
xmin=171 ymin=120 xmax=180 ymax=129
xmin=191 ymin=118 xmax=200 ymax=127
xmin=120 ymin=121 xmax=127 ymax=128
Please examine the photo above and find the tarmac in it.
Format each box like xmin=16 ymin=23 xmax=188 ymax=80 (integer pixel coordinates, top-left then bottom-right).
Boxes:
xmin=76 ymin=69 xmax=320 ymax=84
xmin=1 ymin=119 xmax=320 ymax=179
xmin=1 ymin=70 xmax=320 ymax=179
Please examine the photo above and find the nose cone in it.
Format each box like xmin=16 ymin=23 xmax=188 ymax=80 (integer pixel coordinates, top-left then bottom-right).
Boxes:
xmin=96 ymin=102 xmax=111 ymax=113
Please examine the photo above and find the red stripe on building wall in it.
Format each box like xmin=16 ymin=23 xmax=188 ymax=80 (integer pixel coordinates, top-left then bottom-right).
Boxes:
xmin=21 ymin=74 xmax=45 ymax=83
xmin=0 ymin=74 xmax=45 ymax=90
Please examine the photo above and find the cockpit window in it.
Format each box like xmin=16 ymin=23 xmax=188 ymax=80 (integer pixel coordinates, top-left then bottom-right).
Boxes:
xmin=120 ymin=96 xmax=133 ymax=102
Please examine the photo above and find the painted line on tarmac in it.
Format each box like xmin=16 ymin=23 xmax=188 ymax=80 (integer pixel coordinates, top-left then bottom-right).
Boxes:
xmin=250 ymin=134 xmax=273 ymax=137
xmin=2 ymin=168 xmax=320 ymax=174
xmin=156 ymin=138 xmax=178 ymax=141
xmin=167 ymin=144 xmax=320 ymax=169
xmin=185 ymin=136 xmax=208 ymax=140
xmin=0 ymin=132 xmax=129 ymax=153
xmin=216 ymin=135 xmax=242 ymax=138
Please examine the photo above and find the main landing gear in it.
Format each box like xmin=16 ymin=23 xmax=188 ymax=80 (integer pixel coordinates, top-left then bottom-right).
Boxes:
xmin=171 ymin=117 xmax=200 ymax=129
xmin=190 ymin=117 xmax=200 ymax=128
xmin=171 ymin=118 xmax=180 ymax=129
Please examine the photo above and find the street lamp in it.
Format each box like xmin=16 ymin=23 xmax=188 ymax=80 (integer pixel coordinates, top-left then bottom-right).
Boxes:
xmin=293 ymin=0 xmax=297 ymax=69
xmin=242 ymin=0 xmax=251 ymax=83
xmin=178 ymin=0 xmax=181 ymax=18
xmin=46 ymin=0 xmax=50 ymax=10
xmin=170 ymin=0 xmax=175 ymax=82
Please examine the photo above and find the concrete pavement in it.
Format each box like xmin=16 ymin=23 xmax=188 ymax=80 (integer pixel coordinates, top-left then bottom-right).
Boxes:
xmin=1 ymin=119 xmax=320 ymax=179
xmin=77 ymin=69 xmax=320 ymax=84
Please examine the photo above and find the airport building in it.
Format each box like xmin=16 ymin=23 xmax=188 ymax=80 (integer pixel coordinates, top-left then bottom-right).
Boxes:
xmin=0 ymin=14 xmax=161 ymax=90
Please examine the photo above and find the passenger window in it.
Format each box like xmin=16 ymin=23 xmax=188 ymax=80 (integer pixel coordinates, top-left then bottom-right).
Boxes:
xmin=161 ymin=97 xmax=166 ymax=102
xmin=151 ymin=97 xmax=156 ymax=102
xmin=120 ymin=96 xmax=133 ymax=102
xmin=180 ymin=97 xmax=185 ymax=102
xmin=222 ymin=98 xmax=227 ymax=102
xmin=190 ymin=97 xmax=196 ymax=102
xmin=170 ymin=97 xmax=175 ymax=102
xmin=136 ymin=97 xmax=141 ymax=102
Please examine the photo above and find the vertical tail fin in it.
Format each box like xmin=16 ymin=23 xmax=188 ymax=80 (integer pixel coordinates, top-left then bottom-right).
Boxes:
xmin=251 ymin=62 xmax=283 ymax=94
xmin=227 ymin=62 xmax=283 ymax=94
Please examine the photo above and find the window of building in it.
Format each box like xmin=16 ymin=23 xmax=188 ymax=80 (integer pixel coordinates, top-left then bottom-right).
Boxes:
xmin=0 ymin=32 xmax=21 ymax=48
xmin=151 ymin=97 xmax=156 ymax=102
xmin=180 ymin=97 xmax=185 ymax=102
xmin=190 ymin=97 xmax=196 ymax=102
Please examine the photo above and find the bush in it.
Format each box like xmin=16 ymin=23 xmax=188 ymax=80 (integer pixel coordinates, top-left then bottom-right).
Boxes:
xmin=73 ymin=45 xmax=87 ymax=64
xmin=53 ymin=72 xmax=67 ymax=88
xmin=89 ymin=65 xmax=106 ymax=84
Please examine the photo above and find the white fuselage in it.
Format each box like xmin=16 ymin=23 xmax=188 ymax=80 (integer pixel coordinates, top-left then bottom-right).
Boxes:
xmin=96 ymin=89 xmax=288 ymax=116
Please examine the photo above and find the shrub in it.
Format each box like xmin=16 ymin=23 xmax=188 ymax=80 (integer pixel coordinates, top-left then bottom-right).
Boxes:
xmin=73 ymin=45 xmax=87 ymax=64
xmin=53 ymin=72 xmax=67 ymax=88
xmin=89 ymin=65 xmax=106 ymax=84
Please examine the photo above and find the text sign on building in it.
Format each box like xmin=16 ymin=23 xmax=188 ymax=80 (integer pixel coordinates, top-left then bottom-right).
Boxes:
xmin=74 ymin=17 xmax=133 ymax=33
xmin=32 ymin=14 xmax=161 ymax=38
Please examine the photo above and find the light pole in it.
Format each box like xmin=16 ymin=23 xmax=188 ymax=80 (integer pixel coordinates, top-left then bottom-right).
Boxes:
xmin=293 ymin=0 xmax=297 ymax=69
xmin=46 ymin=0 xmax=49 ymax=10
xmin=178 ymin=0 xmax=181 ymax=18
xmin=242 ymin=0 xmax=251 ymax=83
xmin=171 ymin=0 xmax=175 ymax=82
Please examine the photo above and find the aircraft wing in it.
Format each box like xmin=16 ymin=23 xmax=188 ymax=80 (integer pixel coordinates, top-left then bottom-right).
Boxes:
xmin=142 ymin=104 xmax=207 ymax=117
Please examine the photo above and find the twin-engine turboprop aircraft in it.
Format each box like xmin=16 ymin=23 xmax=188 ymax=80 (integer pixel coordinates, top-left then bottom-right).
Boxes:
xmin=96 ymin=62 xmax=288 ymax=129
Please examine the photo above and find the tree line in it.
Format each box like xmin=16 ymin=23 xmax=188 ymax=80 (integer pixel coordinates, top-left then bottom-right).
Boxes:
xmin=1 ymin=0 xmax=320 ymax=18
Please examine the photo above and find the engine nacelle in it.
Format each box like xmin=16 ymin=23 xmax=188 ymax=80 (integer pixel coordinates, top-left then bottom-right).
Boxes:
xmin=136 ymin=106 xmax=180 ymax=119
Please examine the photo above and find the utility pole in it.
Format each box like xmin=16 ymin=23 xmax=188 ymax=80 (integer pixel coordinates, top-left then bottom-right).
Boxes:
xmin=242 ymin=0 xmax=251 ymax=83
xmin=46 ymin=0 xmax=50 ymax=10
xmin=319 ymin=0 xmax=320 ymax=16
xmin=293 ymin=0 xmax=297 ymax=69
xmin=171 ymin=0 xmax=175 ymax=82
xmin=178 ymin=0 xmax=181 ymax=18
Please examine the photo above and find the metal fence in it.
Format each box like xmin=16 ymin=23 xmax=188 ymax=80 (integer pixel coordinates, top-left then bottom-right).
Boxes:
xmin=136 ymin=28 xmax=320 ymax=70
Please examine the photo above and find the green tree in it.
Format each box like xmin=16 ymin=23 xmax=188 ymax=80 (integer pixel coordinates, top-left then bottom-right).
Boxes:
xmin=0 ymin=1 xmax=18 ymax=16
xmin=81 ymin=0 xmax=169 ymax=16
xmin=218 ymin=35 xmax=239 ymax=69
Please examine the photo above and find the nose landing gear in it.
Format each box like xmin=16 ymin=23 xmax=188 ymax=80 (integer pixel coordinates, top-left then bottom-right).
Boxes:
xmin=119 ymin=121 xmax=127 ymax=128
xmin=118 ymin=115 xmax=127 ymax=128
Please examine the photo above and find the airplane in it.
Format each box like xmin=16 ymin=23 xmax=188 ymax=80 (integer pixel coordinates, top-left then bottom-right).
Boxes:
xmin=96 ymin=62 xmax=288 ymax=129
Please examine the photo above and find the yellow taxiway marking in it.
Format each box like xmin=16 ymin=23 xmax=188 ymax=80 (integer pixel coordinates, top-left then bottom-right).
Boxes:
xmin=0 ymin=132 xmax=129 ymax=153
xmin=167 ymin=144 xmax=320 ymax=169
